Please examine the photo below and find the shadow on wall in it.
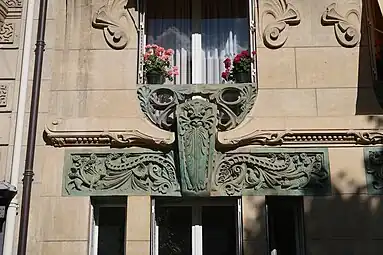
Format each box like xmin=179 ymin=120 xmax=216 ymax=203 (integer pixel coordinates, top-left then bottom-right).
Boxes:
xmin=356 ymin=0 xmax=383 ymax=114
xmin=243 ymin=172 xmax=383 ymax=255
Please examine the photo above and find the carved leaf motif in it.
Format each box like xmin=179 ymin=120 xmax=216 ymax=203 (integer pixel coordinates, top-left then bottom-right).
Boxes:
xmin=321 ymin=3 xmax=360 ymax=48
xmin=214 ymin=152 xmax=329 ymax=196
xmin=65 ymin=152 xmax=180 ymax=195
xmin=366 ymin=149 xmax=383 ymax=191
xmin=262 ymin=0 xmax=300 ymax=49
xmin=92 ymin=0 xmax=130 ymax=49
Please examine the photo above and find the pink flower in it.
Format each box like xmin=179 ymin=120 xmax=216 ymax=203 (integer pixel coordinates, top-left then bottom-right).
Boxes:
xmin=168 ymin=70 xmax=174 ymax=76
xmin=224 ymin=58 xmax=231 ymax=69
xmin=241 ymin=50 xmax=249 ymax=57
xmin=172 ymin=66 xmax=179 ymax=76
xmin=145 ymin=44 xmax=152 ymax=49
xmin=234 ymin=55 xmax=241 ymax=64
xmin=252 ymin=50 xmax=256 ymax=55
xmin=165 ymin=49 xmax=174 ymax=55
xmin=144 ymin=52 xmax=151 ymax=60
xmin=221 ymin=69 xmax=230 ymax=80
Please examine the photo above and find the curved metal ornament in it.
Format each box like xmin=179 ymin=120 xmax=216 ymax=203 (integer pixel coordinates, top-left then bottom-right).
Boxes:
xmin=137 ymin=84 xmax=257 ymax=132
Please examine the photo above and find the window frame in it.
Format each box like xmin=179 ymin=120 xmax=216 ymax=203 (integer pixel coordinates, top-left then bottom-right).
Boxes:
xmin=265 ymin=196 xmax=306 ymax=255
xmin=89 ymin=197 xmax=127 ymax=255
xmin=138 ymin=0 xmax=257 ymax=85
xmin=367 ymin=0 xmax=383 ymax=81
xmin=151 ymin=198 xmax=243 ymax=255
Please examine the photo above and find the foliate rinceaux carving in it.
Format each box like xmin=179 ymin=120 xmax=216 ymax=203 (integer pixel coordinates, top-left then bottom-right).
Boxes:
xmin=213 ymin=150 xmax=330 ymax=196
xmin=176 ymin=100 xmax=216 ymax=195
xmin=262 ymin=0 xmax=300 ymax=49
xmin=137 ymin=84 xmax=257 ymax=132
xmin=64 ymin=150 xmax=181 ymax=196
xmin=218 ymin=129 xmax=383 ymax=149
xmin=0 ymin=84 xmax=8 ymax=107
xmin=92 ymin=0 xmax=131 ymax=50
xmin=321 ymin=3 xmax=360 ymax=48
xmin=0 ymin=23 xmax=14 ymax=43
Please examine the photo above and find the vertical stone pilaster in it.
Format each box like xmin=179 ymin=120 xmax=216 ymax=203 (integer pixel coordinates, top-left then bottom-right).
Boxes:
xmin=126 ymin=196 xmax=151 ymax=255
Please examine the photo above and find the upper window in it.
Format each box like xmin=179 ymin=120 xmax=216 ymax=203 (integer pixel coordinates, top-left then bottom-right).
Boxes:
xmin=142 ymin=0 xmax=254 ymax=84
xmin=370 ymin=0 xmax=383 ymax=81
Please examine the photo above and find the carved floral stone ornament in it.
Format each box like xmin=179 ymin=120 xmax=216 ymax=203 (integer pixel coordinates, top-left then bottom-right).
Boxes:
xmin=262 ymin=0 xmax=301 ymax=49
xmin=364 ymin=147 xmax=383 ymax=194
xmin=321 ymin=3 xmax=361 ymax=48
xmin=92 ymin=0 xmax=131 ymax=49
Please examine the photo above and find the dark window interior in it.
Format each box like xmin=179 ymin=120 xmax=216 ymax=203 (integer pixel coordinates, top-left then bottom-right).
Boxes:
xmin=266 ymin=196 xmax=305 ymax=255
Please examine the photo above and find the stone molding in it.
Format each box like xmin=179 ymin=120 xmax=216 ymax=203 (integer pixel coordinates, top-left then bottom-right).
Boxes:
xmin=321 ymin=3 xmax=360 ymax=48
xmin=0 ymin=1 xmax=7 ymax=27
xmin=262 ymin=0 xmax=300 ymax=49
xmin=218 ymin=129 xmax=383 ymax=148
xmin=44 ymin=124 xmax=174 ymax=149
xmin=3 ymin=0 xmax=21 ymax=19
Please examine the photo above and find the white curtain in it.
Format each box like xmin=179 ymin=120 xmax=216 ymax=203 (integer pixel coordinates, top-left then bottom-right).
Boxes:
xmin=146 ymin=0 xmax=249 ymax=84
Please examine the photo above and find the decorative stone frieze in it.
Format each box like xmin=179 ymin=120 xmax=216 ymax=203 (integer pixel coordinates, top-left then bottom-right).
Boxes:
xmin=0 ymin=84 xmax=8 ymax=107
xmin=177 ymin=100 xmax=216 ymax=196
xmin=213 ymin=148 xmax=331 ymax=196
xmin=137 ymin=84 xmax=257 ymax=132
xmin=364 ymin=147 xmax=383 ymax=194
xmin=218 ymin=129 xmax=383 ymax=149
xmin=63 ymin=149 xmax=181 ymax=196
xmin=262 ymin=0 xmax=300 ymax=49
xmin=0 ymin=22 xmax=14 ymax=43
xmin=321 ymin=3 xmax=360 ymax=48
xmin=3 ymin=0 xmax=21 ymax=19
xmin=92 ymin=0 xmax=131 ymax=50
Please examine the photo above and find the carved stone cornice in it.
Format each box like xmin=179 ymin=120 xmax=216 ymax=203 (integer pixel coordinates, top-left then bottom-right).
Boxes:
xmin=64 ymin=149 xmax=181 ymax=196
xmin=212 ymin=148 xmax=330 ymax=196
xmin=262 ymin=0 xmax=300 ymax=49
xmin=321 ymin=3 xmax=360 ymax=48
xmin=92 ymin=0 xmax=131 ymax=49
xmin=43 ymin=119 xmax=174 ymax=149
xmin=137 ymin=83 xmax=257 ymax=132
xmin=218 ymin=129 xmax=383 ymax=149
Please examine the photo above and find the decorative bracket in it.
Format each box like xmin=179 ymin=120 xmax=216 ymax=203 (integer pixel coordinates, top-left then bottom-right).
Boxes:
xmin=262 ymin=0 xmax=301 ymax=49
xmin=321 ymin=3 xmax=360 ymax=48
xmin=92 ymin=0 xmax=131 ymax=49
xmin=137 ymin=84 xmax=257 ymax=132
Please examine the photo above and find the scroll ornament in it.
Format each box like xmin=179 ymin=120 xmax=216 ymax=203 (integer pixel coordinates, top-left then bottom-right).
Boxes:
xmin=92 ymin=0 xmax=131 ymax=49
xmin=213 ymin=152 xmax=329 ymax=196
xmin=321 ymin=3 xmax=360 ymax=48
xmin=65 ymin=152 xmax=180 ymax=196
xmin=262 ymin=0 xmax=301 ymax=49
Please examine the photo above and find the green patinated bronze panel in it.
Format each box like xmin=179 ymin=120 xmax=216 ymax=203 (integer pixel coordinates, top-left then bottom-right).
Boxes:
xmin=63 ymin=149 xmax=181 ymax=196
xmin=212 ymin=148 xmax=331 ymax=196
xmin=176 ymin=100 xmax=217 ymax=196
xmin=364 ymin=147 xmax=383 ymax=195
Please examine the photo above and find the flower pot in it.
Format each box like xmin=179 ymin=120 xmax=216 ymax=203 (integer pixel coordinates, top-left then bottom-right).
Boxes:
xmin=146 ymin=73 xmax=165 ymax=84
xmin=234 ymin=72 xmax=251 ymax=83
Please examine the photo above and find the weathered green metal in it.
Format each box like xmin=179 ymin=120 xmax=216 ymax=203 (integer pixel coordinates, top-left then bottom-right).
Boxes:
xmin=364 ymin=147 xmax=383 ymax=194
xmin=137 ymin=83 xmax=257 ymax=132
xmin=176 ymin=100 xmax=216 ymax=196
xmin=212 ymin=148 xmax=331 ymax=196
xmin=63 ymin=149 xmax=181 ymax=196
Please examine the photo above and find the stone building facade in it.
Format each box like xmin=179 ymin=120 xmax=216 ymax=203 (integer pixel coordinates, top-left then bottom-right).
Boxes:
xmin=1 ymin=0 xmax=383 ymax=254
